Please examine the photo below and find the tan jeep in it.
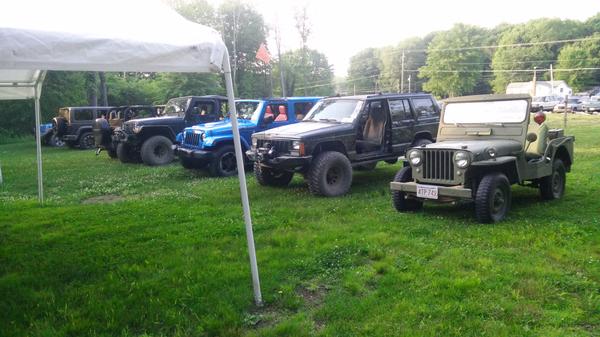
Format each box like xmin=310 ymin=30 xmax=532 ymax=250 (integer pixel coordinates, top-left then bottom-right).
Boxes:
xmin=390 ymin=94 xmax=574 ymax=223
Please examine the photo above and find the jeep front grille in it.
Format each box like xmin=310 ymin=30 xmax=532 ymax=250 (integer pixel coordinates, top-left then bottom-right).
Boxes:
xmin=422 ymin=150 xmax=455 ymax=182
xmin=184 ymin=131 xmax=200 ymax=146
xmin=256 ymin=139 xmax=291 ymax=154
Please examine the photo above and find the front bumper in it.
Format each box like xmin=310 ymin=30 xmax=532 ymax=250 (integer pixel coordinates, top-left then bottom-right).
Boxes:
xmin=112 ymin=130 xmax=138 ymax=144
xmin=173 ymin=145 xmax=214 ymax=160
xmin=246 ymin=149 xmax=311 ymax=169
xmin=390 ymin=181 xmax=473 ymax=200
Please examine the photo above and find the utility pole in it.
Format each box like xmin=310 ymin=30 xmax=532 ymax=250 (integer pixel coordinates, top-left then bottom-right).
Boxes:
xmin=564 ymin=94 xmax=568 ymax=130
xmin=532 ymin=66 xmax=537 ymax=97
xmin=550 ymin=64 xmax=554 ymax=95
xmin=400 ymin=50 xmax=405 ymax=93
xmin=353 ymin=83 xmax=356 ymax=95
xmin=275 ymin=25 xmax=286 ymax=97
xmin=408 ymin=75 xmax=411 ymax=93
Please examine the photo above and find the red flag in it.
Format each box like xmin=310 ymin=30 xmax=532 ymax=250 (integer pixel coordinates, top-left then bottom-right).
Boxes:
xmin=255 ymin=43 xmax=271 ymax=64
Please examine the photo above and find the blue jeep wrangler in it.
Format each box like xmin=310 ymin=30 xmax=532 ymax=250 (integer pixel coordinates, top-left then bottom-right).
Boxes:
xmin=174 ymin=97 xmax=321 ymax=176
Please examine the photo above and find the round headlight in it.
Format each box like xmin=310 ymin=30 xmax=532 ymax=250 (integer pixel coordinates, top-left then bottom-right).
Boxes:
xmin=252 ymin=137 xmax=258 ymax=147
xmin=408 ymin=149 xmax=422 ymax=166
xmin=487 ymin=147 xmax=497 ymax=158
xmin=200 ymin=132 xmax=206 ymax=141
xmin=454 ymin=151 xmax=470 ymax=168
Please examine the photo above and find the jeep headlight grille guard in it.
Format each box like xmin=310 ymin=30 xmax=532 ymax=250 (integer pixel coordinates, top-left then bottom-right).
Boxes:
xmin=256 ymin=139 xmax=292 ymax=154
xmin=183 ymin=130 xmax=203 ymax=146
xmin=422 ymin=149 xmax=455 ymax=181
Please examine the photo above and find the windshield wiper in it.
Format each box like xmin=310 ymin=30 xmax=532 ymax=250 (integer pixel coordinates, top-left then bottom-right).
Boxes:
xmin=318 ymin=118 xmax=340 ymax=123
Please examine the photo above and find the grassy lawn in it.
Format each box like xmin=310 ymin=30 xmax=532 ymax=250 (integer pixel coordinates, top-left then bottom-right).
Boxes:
xmin=1 ymin=114 xmax=599 ymax=336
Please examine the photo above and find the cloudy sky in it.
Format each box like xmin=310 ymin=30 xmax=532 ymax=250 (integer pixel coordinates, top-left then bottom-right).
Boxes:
xmin=205 ymin=0 xmax=599 ymax=76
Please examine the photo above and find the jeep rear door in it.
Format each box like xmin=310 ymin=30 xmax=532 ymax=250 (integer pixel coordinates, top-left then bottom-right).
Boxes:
xmin=410 ymin=97 xmax=439 ymax=141
xmin=388 ymin=98 xmax=415 ymax=152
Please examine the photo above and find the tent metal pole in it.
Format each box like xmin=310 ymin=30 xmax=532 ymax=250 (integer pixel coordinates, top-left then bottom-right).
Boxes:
xmin=223 ymin=52 xmax=263 ymax=306
xmin=33 ymin=71 xmax=47 ymax=205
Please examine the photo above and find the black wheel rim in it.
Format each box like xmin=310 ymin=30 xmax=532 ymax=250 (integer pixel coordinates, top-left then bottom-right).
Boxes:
xmin=491 ymin=187 xmax=506 ymax=214
xmin=220 ymin=152 xmax=237 ymax=173
xmin=552 ymin=171 xmax=563 ymax=197
xmin=83 ymin=135 xmax=94 ymax=148
xmin=326 ymin=166 xmax=341 ymax=185
xmin=154 ymin=144 xmax=168 ymax=158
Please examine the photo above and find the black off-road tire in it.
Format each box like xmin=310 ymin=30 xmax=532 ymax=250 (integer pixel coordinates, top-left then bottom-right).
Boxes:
xmin=412 ymin=138 xmax=432 ymax=148
xmin=117 ymin=142 xmax=138 ymax=163
xmin=49 ymin=134 xmax=65 ymax=147
xmin=539 ymin=159 xmax=566 ymax=200
xmin=140 ymin=136 xmax=174 ymax=166
xmin=307 ymin=151 xmax=353 ymax=197
xmin=392 ymin=166 xmax=423 ymax=212
xmin=78 ymin=132 xmax=95 ymax=150
xmin=107 ymin=148 xmax=118 ymax=159
xmin=181 ymin=157 xmax=207 ymax=170
xmin=209 ymin=145 xmax=239 ymax=177
xmin=385 ymin=158 xmax=399 ymax=165
xmin=475 ymin=173 xmax=511 ymax=223
xmin=254 ymin=162 xmax=294 ymax=186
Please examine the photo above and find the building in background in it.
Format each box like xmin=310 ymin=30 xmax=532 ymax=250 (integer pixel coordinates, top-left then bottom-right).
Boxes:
xmin=506 ymin=80 xmax=572 ymax=97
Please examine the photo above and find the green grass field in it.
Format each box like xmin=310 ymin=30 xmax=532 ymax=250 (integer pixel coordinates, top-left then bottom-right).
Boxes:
xmin=1 ymin=114 xmax=599 ymax=337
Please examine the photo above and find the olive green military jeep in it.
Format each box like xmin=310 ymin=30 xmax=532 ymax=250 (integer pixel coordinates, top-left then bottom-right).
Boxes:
xmin=390 ymin=94 xmax=574 ymax=223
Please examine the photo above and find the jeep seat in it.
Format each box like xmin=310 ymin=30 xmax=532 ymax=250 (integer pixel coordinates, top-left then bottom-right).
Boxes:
xmin=274 ymin=105 xmax=288 ymax=122
xmin=526 ymin=122 xmax=549 ymax=159
xmin=357 ymin=104 xmax=386 ymax=152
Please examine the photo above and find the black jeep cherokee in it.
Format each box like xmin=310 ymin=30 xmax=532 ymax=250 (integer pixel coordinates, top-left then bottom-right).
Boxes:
xmin=247 ymin=93 xmax=440 ymax=196
xmin=52 ymin=106 xmax=115 ymax=149
xmin=112 ymin=95 xmax=226 ymax=166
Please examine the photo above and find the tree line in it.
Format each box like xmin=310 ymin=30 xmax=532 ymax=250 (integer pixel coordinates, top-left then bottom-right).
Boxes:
xmin=345 ymin=14 xmax=600 ymax=98
xmin=0 ymin=0 xmax=335 ymax=136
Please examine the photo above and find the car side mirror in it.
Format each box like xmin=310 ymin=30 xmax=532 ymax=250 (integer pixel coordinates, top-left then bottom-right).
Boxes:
xmin=526 ymin=132 xmax=537 ymax=143
xmin=263 ymin=115 xmax=274 ymax=125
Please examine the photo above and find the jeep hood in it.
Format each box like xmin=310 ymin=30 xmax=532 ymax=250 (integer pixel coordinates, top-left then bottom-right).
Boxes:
xmin=124 ymin=116 xmax=183 ymax=127
xmin=188 ymin=118 xmax=255 ymax=134
xmin=424 ymin=139 xmax=523 ymax=157
xmin=254 ymin=121 xmax=352 ymax=139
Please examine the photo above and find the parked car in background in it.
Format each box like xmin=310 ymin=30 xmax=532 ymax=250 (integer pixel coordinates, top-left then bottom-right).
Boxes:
xmin=94 ymin=105 xmax=163 ymax=158
xmin=581 ymin=96 xmax=600 ymax=114
xmin=174 ymin=97 xmax=321 ymax=176
xmin=553 ymin=97 xmax=582 ymax=113
xmin=390 ymin=94 xmax=574 ymax=223
xmin=532 ymin=96 xmax=562 ymax=112
xmin=34 ymin=122 xmax=64 ymax=147
xmin=247 ymin=93 xmax=440 ymax=197
xmin=112 ymin=95 xmax=226 ymax=165
xmin=52 ymin=106 xmax=114 ymax=149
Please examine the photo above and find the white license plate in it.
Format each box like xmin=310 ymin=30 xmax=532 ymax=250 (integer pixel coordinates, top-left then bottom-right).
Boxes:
xmin=416 ymin=184 xmax=439 ymax=199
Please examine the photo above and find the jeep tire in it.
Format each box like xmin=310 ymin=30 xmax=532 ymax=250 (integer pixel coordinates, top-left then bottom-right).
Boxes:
xmin=78 ymin=131 xmax=95 ymax=150
xmin=412 ymin=138 xmax=432 ymax=147
xmin=209 ymin=145 xmax=239 ymax=177
xmin=141 ymin=135 xmax=174 ymax=166
xmin=49 ymin=134 xmax=65 ymax=147
xmin=475 ymin=173 xmax=511 ymax=223
xmin=539 ymin=159 xmax=566 ymax=200
xmin=308 ymin=151 xmax=353 ymax=197
xmin=392 ymin=166 xmax=423 ymax=212
xmin=117 ymin=142 xmax=138 ymax=163
xmin=254 ymin=162 xmax=294 ymax=186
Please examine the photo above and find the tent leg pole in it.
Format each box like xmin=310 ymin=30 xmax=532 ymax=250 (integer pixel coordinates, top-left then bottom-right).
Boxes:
xmin=224 ymin=52 xmax=262 ymax=306
xmin=34 ymin=95 xmax=44 ymax=205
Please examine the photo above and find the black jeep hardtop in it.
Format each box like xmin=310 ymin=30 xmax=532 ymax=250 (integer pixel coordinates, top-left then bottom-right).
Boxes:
xmin=247 ymin=92 xmax=440 ymax=196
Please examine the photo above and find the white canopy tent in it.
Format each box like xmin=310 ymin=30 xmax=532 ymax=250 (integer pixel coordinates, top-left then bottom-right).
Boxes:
xmin=0 ymin=0 xmax=262 ymax=304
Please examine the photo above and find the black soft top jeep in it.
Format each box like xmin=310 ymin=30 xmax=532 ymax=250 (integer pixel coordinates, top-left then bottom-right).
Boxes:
xmin=246 ymin=93 xmax=440 ymax=196
xmin=112 ymin=95 xmax=227 ymax=166
xmin=93 ymin=105 xmax=163 ymax=158
xmin=52 ymin=106 xmax=115 ymax=149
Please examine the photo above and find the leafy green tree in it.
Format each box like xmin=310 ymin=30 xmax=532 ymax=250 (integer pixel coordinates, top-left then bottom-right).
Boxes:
xmin=153 ymin=73 xmax=224 ymax=103
xmin=347 ymin=48 xmax=381 ymax=94
xmin=419 ymin=24 xmax=489 ymax=97
xmin=379 ymin=37 xmax=429 ymax=93
xmin=555 ymin=33 xmax=600 ymax=92
xmin=171 ymin=0 xmax=217 ymax=27
xmin=273 ymin=49 xmax=334 ymax=97
xmin=491 ymin=18 xmax=585 ymax=93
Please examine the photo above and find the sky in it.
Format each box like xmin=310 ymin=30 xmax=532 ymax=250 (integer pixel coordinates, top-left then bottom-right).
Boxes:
xmin=204 ymin=0 xmax=600 ymax=76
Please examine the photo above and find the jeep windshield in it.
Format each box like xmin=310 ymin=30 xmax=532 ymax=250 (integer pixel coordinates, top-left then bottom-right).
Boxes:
xmin=161 ymin=97 xmax=188 ymax=117
xmin=235 ymin=101 xmax=262 ymax=121
xmin=444 ymin=99 xmax=528 ymax=124
xmin=304 ymin=99 xmax=364 ymax=123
